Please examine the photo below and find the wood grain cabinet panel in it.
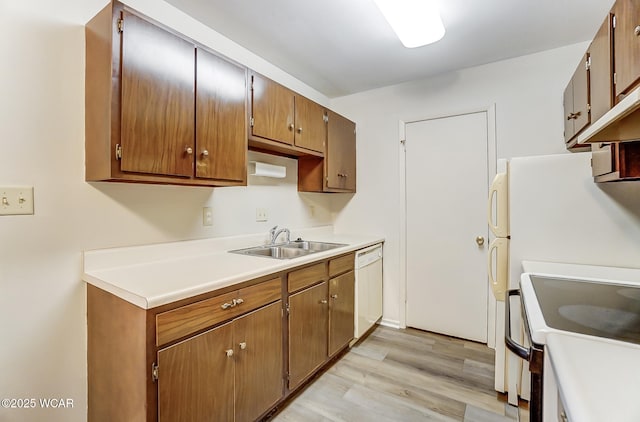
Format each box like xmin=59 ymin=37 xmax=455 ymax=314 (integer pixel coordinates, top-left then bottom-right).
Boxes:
xmin=329 ymin=253 xmax=355 ymax=278
xmin=158 ymin=322 xmax=234 ymax=422
xmin=589 ymin=15 xmax=613 ymax=123
xmin=251 ymin=73 xmax=296 ymax=146
xmin=328 ymin=271 xmax=355 ymax=356
xmin=234 ymin=301 xmax=284 ymax=422
xmin=613 ymin=0 xmax=640 ymax=99
xmin=195 ymin=48 xmax=247 ymax=183
xmin=85 ymin=2 xmax=247 ymax=187
xmin=120 ymin=10 xmax=195 ymax=177
xmin=288 ymin=262 xmax=326 ymax=293
xmin=294 ymin=96 xmax=327 ymax=153
xmin=298 ymin=111 xmax=356 ymax=192
xmin=288 ymin=281 xmax=329 ymax=389
xmin=563 ymin=54 xmax=590 ymax=149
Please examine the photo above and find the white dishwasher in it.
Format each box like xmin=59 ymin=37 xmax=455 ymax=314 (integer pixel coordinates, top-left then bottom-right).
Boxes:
xmin=354 ymin=243 xmax=383 ymax=341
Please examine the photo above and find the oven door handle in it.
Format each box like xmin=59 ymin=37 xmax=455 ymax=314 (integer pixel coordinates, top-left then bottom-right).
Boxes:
xmin=505 ymin=289 xmax=531 ymax=360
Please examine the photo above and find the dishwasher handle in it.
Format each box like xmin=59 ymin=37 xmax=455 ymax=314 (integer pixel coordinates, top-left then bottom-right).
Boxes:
xmin=505 ymin=289 xmax=531 ymax=361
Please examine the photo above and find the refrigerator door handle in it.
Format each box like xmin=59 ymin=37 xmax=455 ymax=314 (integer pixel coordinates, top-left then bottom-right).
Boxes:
xmin=487 ymin=172 xmax=509 ymax=237
xmin=488 ymin=238 xmax=508 ymax=301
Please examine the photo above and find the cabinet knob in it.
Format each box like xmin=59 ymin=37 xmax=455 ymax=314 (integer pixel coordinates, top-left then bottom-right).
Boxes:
xmin=239 ymin=342 xmax=247 ymax=350
xmin=476 ymin=236 xmax=485 ymax=246
xmin=319 ymin=299 xmax=328 ymax=304
xmin=201 ymin=149 xmax=209 ymax=157
xmin=221 ymin=302 xmax=234 ymax=310
xmin=288 ymin=123 xmax=294 ymax=131
xmin=297 ymin=127 xmax=303 ymax=133
xmin=330 ymin=294 xmax=338 ymax=299
xmin=225 ymin=349 xmax=234 ymax=357
xmin=635 ymin=25 xmax=640 ymax=36
xmin=234 ymin=298 xmax=244 ymax=306
xmin=185 ymin=146 xmax=194 ymax=155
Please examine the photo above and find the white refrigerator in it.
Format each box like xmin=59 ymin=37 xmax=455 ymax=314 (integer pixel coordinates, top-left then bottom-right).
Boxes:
xmin=488 ymin=152 xmax=640 ymax=404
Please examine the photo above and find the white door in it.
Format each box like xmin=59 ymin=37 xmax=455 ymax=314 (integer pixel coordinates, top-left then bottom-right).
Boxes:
xmin=405 ymin=112 xmax=489 ymax=343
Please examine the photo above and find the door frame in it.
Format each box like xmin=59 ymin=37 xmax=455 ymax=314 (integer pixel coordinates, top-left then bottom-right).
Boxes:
xmin=398 ymin=104 xmax=497 ymax=347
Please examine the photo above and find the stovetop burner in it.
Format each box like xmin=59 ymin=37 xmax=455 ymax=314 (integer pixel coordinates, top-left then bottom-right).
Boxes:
xmin=530 ymin=275 xmax=640 ymax=345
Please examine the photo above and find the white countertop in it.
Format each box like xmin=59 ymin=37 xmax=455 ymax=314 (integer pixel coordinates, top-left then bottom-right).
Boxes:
xmin=83 ymin=226 xmax=384 ymax=309
xmin=546 ymin=333 xmax=640 ymax=422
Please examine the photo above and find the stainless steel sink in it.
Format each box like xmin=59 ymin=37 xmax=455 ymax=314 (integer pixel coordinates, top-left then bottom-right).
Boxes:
xmin=230 ymin=240 xmax=346 ymax=259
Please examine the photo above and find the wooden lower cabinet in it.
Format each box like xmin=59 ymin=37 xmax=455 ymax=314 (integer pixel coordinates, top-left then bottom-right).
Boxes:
xmin=328 ymin=271 xmax=355 ymax=356
xmin=288 ymin=281 xmax=329 ymax=390
xmin=157 ymin=301 xmax=283 ymax=422
xmin=158 ymin=322 xmax=234 ymax=421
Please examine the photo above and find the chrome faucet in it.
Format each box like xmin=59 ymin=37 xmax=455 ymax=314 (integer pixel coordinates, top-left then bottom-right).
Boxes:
xmin=269 ymin=225 xmax=290 ymax=245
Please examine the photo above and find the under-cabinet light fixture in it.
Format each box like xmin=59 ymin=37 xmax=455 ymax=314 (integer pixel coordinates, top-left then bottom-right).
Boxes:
xmin=373 ymin=0 xmax=445 ymax=48
xmin=249 ymin=161 xmax=286 ymax=178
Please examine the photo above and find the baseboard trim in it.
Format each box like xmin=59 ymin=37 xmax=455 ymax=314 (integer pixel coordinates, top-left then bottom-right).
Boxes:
xmin=379 ymin=318 xmax=401 ymax=329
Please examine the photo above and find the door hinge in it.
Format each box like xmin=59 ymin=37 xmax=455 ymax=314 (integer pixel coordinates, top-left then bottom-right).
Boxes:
xmin=152 ymin=363 xmax=159 ymax=382
xmin=613 ymin=72 xmax=617 ymax=86
xmin=323 ymin=113 xmax=329 ymax=123
xmin=117 ymin=18 xmax=124 ymax=33
xmin=612 ymin=15 xmax=617 ymax=29
xmin=400 ymin=139 xmax=406 ymax=145
xmin=587 ymin=103 xmax=591 ymax=112
xmin=115 ymin=144 xmax=122 ymax=160
xmin=586 ymin=56 xmax=591 ymax=71
xmin=250 ymin=116 xmax=254 ymax=127
xmin=285 ymin=303 xmax=290 ymax=315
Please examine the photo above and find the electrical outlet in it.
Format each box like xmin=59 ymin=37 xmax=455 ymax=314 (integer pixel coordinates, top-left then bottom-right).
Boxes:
xmin=256 ymin=208 xmax=268 ymax=222
xmin=0 ymin=186 xmax=34 ymax=215
xmin=202 ymin=207 xmax=213 ymax=226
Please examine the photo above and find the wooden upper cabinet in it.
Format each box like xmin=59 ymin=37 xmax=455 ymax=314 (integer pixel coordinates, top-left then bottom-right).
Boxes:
xmin=563 ymin=54 xmax=590 ymax=148
xmin=120 ymin=10 xmax=195 ymax=177
xmin=293 ymin=96 xmax=327 ymax=153
xmin=196 ymin=48 xmax=247 ymax=183
xmin=589 ymin=15 xmax=614 ymax=123
xmin=251 ymin=73 xmax=295 ymax=146
xmin=613 ymin=0 xmax=640 ymax=99
xmin=85 ymin=2 xmax=247 ymax=187
xmin=326 ymin=111 xmax=356 ymax=191
xmin=250 ymin=72 xmax=326 ymax=155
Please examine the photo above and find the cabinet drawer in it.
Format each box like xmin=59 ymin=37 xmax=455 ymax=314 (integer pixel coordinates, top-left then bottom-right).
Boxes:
xmin=329 ymin=253 xmax=354 ymax=278
xmin=156 ymin=278 xmax=282 ymax=346
xmin=288 ymin=263 xmax=326 ymax=293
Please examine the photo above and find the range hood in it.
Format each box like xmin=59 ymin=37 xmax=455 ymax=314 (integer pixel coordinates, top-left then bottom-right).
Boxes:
xmin=578 ymin=86 xmax=640 ymax=144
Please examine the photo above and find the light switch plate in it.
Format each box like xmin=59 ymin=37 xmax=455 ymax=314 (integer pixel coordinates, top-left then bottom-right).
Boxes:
xmin=0 ymin=186 xmax=34 ymax=215
xmin=256 ymin=208 xmax=268 ymax=222
xmin=202 ymin=207 xmax=213 ymax=226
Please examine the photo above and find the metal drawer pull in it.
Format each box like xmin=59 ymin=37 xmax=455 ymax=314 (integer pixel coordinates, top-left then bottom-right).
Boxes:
xmin=225 ymin=349 xmax=234 ymax=357
xmin=330 ymin=294 xmax=338 ymax=299
xmin=635 ymin=25 xmax=640 ymax=36
xmin=319 ymin=299 xmax=328 ymax=304
xmin=220 ymin=298 xmax=244 ymax=310
xmin=239 ymin=342 xmax=247 ymax=350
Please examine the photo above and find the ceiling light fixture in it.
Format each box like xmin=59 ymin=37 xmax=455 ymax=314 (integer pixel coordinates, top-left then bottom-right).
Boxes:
xmin=373 ymin=0 xmax=445 ymax=48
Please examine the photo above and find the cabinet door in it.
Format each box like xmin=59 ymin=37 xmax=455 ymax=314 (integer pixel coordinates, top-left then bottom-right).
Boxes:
xmin=234 ymin=301 xmax=283 ymax=422
xmin=157 ymin=322 xmax=234 ymax=422
xmin=589 ymin=15 xmax=613 ymax=123
xmin=294 ymin=96 xmax=326 ymax=153
xmin=288 ymin=281 xmax=328 ymax=389
xmin=572 ymin=54 xmax=590 ymax=136
xmin=613 ymin=0 xmax=640 ymax=98
xmin=196 ymin=49 xmax=247 ymax=183
xmin=563 ymin=80 xmax=575 ymax=142
xmin=326 ymin=111 xmax=356 ymax=191
xmin=120 ymin=11 xmax=195 ymax=177
xmin=328 ymin=271 xmax=355 ymax=356
xmin=251 ymin=73 xmax=295 ymax=145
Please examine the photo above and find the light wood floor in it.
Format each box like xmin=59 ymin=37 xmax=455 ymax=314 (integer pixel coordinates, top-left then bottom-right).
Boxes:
xmin=272 ymin=326 xmax=529 ymax=422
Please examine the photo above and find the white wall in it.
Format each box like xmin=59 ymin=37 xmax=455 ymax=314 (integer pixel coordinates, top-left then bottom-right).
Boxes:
xmin=0 ymin=1 xmax=334 ymax=421
xmin=329 ymin=43 xmax=589 ymax=326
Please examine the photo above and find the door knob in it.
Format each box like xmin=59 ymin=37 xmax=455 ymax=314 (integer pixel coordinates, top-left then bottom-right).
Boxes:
xmin=475 ymin=236 xmax=485 ymax=246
